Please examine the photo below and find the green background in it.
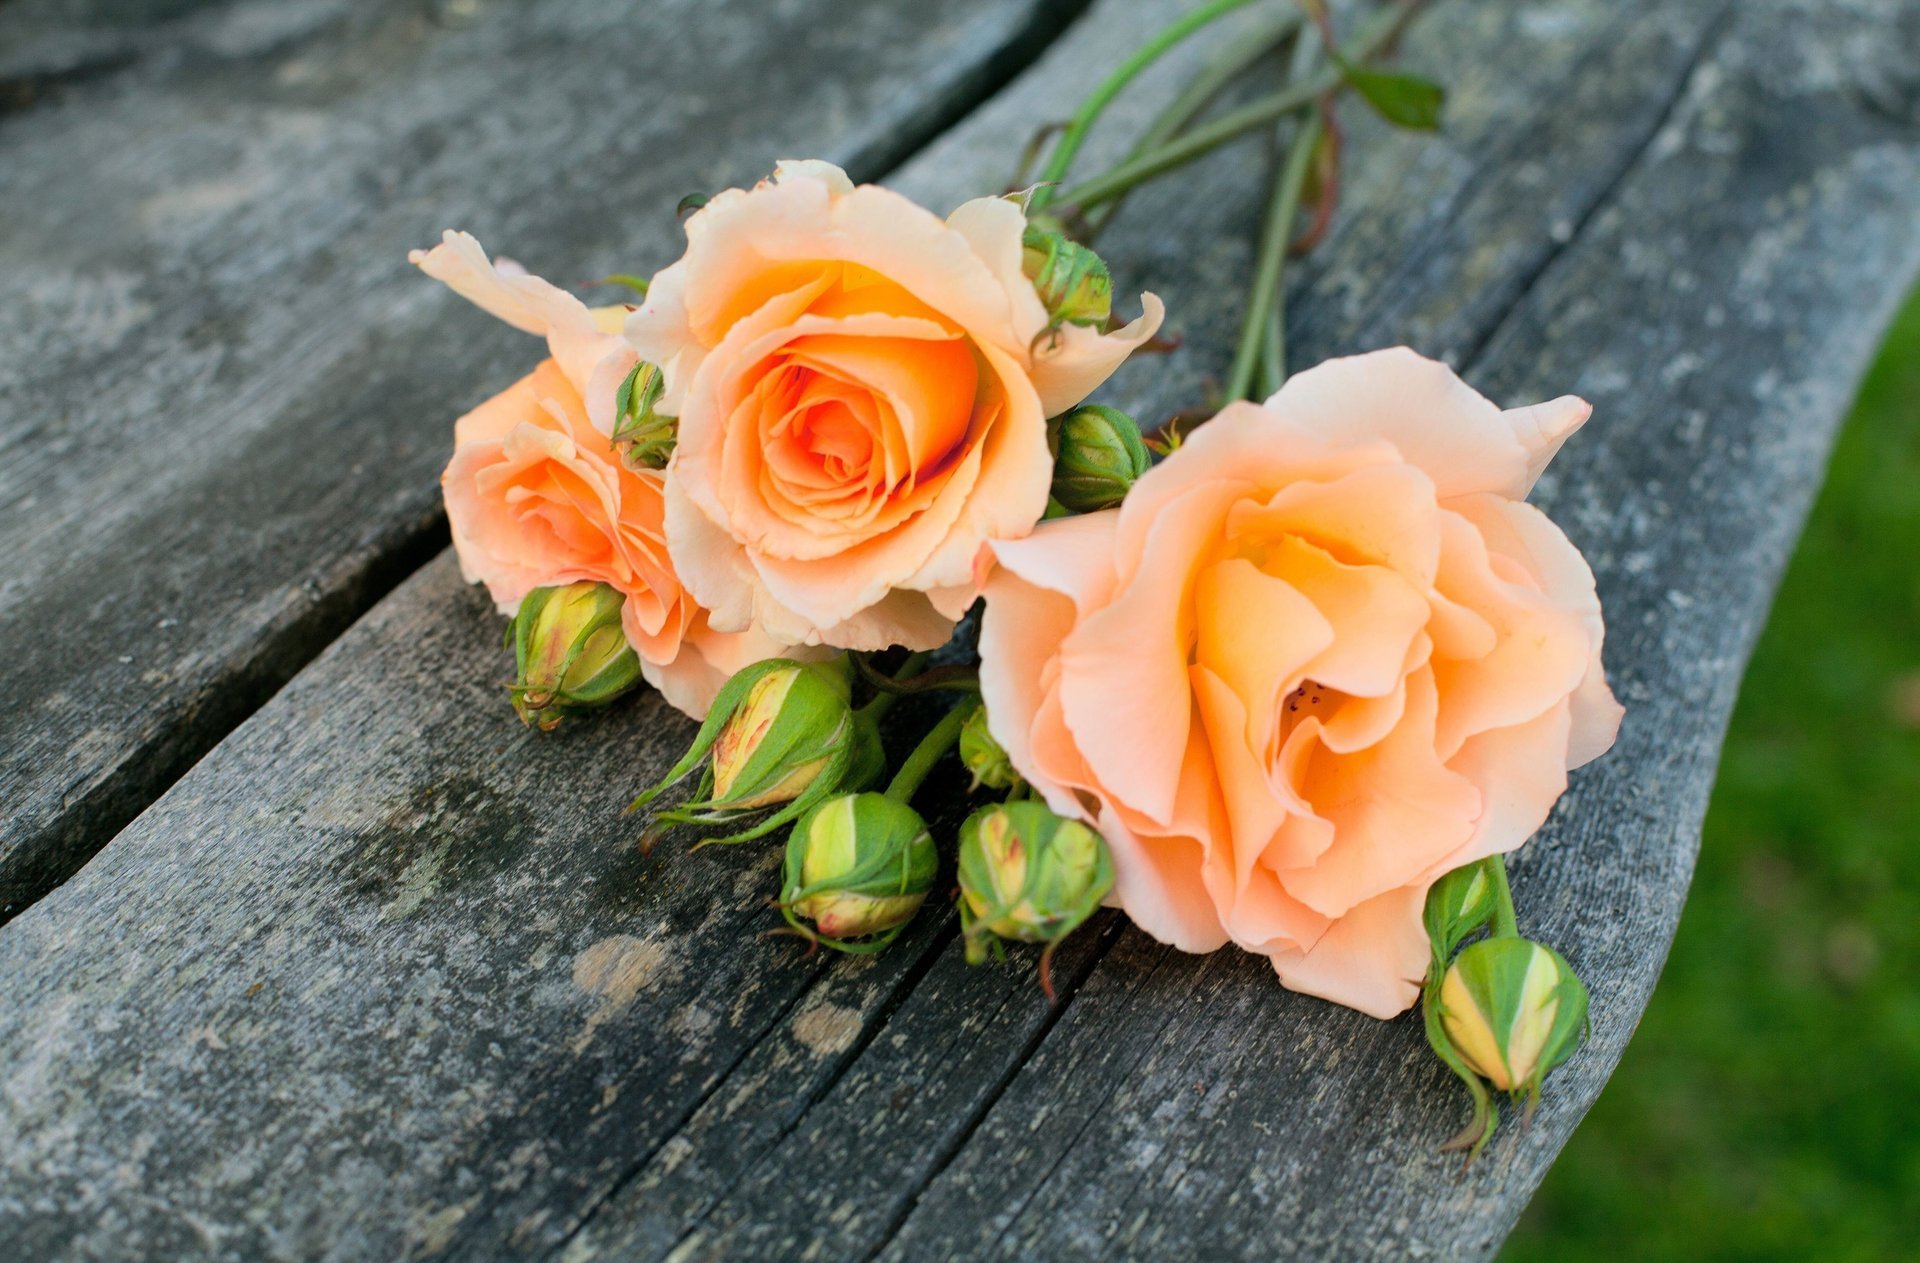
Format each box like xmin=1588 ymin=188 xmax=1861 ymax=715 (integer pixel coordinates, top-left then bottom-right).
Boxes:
xmin=1503 ymin=291 xmax=1920 ymax=1259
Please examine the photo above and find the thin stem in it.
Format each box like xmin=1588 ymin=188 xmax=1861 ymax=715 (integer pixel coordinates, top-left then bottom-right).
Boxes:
xmin=1487 ymin=856 xmax=1520 ymax=939
xmin=1054 ymin=2 xmax=1411 ymax=212
xmin=854 ymin=651 xmax=930 ymax=722
xmin=884 ymin=703 xmax=971 ymax=804
xmin=1085 ymin=9 xmax=1303 ymax=237
xmin=1224 ymin=111 xmax=1321 ymax=402
xmin=1029 ymin=0 xmax=1259 ymax=212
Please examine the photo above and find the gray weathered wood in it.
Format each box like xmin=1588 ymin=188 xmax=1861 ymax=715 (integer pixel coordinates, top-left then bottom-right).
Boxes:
xmin=0 ymin=0 xmax=1916 ymax=1260
xmin=0 ymin=0 xmax=1086 ymax=918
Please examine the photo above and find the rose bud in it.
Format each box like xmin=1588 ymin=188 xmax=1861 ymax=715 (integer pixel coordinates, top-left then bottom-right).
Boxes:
xmin=780 ymin=792 xmax=938 ymax=953
xmin=957 ymin=802 xmax=1114 ymax=995
xmin=1434 ymin=937 xmax=1589 ymax=1125
xmin=631 ymin=657 xmax=868 ymax=844
xmin=610 ymin=360 xmax=676 ymax=470
xmin=1422 ymin=859 xmax=1498 ymax=968
xmin=957 ymin=702 xmax=1020 ymax=792
xmin=1022 ymin=224 xmax=1113 ymax=335
xmin=1047 ymin=403 xmax=1151 ymax=513
xmin=507 ymin=581 xmax=643 ymax=731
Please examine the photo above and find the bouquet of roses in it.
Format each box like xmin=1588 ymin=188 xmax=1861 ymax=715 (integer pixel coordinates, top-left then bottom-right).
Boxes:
xmin=411 ymin=0 xmax=1622 ymax=1160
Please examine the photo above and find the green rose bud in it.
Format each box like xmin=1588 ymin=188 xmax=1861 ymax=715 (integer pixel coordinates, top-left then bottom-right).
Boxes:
xmin=506 ymin=582 xmax=643 ymax=731
xmin=1047 ymin=404 xmax=1151 ymax=513
xmin=1439 ymin=938 xmax=1588 ymax=1097
xmin=957 ymin=703 xmax=1020 ymax=792
xmin=710 ymin=663 xmax=850 ymax=809
xmin=781 ymin=792 xmax=937 ymax=952
xmin=1021 ymin=225 xmax=1112 ymax=336
xmin=1425 ymin=936 xmax=1589 ymax=1160
xmin=630 ymin=656 xmax=869 ymax=844
xmin=611 ymin=360 xmax=675 ymax=470
xmin=957 ymin=802 xmax=1113 ymax=994
xmin=1423 ymin=859 xmax=1498 ymax=967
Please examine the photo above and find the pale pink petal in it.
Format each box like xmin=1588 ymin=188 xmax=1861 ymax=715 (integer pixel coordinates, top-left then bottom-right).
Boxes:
xmin=771 ymin=158 xmax=855 ymax=193
xmin=1097 ymin=808 xmax=1231 ymax=954
xmin=1263 ymin=347 xmax=1534 ymax=500
xmin=1505 ymin=395 xmax=1591 ymax=493
xmin=1027 ymin=292 xmax=1166 ymax=417
xmin=1453 ymin=495 xmax=1623 ymax=768
xmin=410 ymin=230 xmax=619 ymax=399
xmin=1280 ymin=669 xmax=1480 ymax=917
xmin=1269 ymin=884 xmax=1428 ymax=1019
xmin=1057 ymin=478 xmax=1235 ymax=826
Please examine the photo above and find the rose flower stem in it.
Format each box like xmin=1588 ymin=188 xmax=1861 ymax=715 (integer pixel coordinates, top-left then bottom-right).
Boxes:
xmin=854 ymin=650 xmax=931 ymax=724
xmin=1486 ymin=855 xmax=1521 ymax=939
xmin=1082 ymin=8 xmax=1305 ymax=237
xmin=1054 ymin=0 xmax=1414 ymax=213
xmin=1252 ymin=20 xmax=1332 ymax=397
xmin=883 ymin=703 xmax=971 ymax=805
xmin=1225 ymin=110 xmax=1322 ymax=402
xmin=1028 ymin=0 xmax=1262 ymax=213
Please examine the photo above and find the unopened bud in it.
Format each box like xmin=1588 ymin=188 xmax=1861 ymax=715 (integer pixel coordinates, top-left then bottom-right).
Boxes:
xmin=1423 ymin=860 xmax=1498 ymax=967
xmin=1047 ymin=404 xmax=1150 ymax=513
xmin=957 ymin=704 xmax=1019 ymax=791
xmin=1022 ymin=226 xmax=1112 ymax=334
xmin=508 ymin=582 xmax=642 ymax=731
xmin=781 ymin=793 xmax=937 ymax=951
xmin=711 ymin=662 xmax=850 ymax=809
xmin=630 ymin=656 xmax=863 ymax=844
xmin=1437 ymin=938 xmax=1588 ymax=1100
xmin=957 ymin=802 xmax=1113 ymax=972
xmin=612 ymin=360 xmax=675 ymax=470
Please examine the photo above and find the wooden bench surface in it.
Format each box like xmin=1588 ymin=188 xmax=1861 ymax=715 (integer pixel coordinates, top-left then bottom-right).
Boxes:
xmin=1 ymin=0 xmax=1917 ymax=1258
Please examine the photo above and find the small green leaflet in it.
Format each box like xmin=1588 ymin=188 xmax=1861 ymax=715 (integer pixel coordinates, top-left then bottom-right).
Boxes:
xmin=1338 ymin=60 xmax=1445 ymax=131
xmin=597 ymin=273 xmax=651 ymax=298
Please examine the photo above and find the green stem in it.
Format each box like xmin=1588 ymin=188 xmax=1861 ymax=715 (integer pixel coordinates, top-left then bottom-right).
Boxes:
xmin=1029 ymin=0 xmax=1260 ymax=212
xmin=1053 ymin=2 xmax=1409 ymax=212
xmin=884 ymin=703 xmax=970 ymax=804
xmin=1487 ymin=855 xmax=1520 ymax=939
xmin=1084 ymin=9 xmax=1304 ymax=238
xmin=855 ymin=651 xmax=930 ymax=723
xmin=1224 ymin=111 xmax=1321 ymax=402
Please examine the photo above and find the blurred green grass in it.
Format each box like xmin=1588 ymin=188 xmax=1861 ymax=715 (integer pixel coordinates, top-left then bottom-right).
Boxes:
xmin=1503 ymin=288 xmax=1920 ymax=1260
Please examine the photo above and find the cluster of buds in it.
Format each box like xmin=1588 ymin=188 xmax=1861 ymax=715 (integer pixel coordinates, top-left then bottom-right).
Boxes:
xmin=506 ymin=582 xmax=644 ymax=731
xmin=610 ymin=360 xmax=675 ymax=470
xmin=780 ymin=792 xmax=938 ymax=953
xmin=630 ymin=656 xmax=878 ymax=844
xmin=1421 ymin=857 xmax=1590 ymax=1161
xmin=956 ymin=801 xmax=1114 ymax=998
xmin=1046 ymin=403 xmax=1151 ymax=514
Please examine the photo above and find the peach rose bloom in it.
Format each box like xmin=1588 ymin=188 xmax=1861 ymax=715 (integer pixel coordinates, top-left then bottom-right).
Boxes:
xmin=412 ymin=232 xmax=790 ymax=719
xmin=977 ymin=348 xmax=1624 ymax=1018
xmin=627 ymin=160 xmax=1165 ymax=651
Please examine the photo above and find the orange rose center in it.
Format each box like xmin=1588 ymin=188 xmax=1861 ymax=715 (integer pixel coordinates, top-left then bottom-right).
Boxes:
xmin=740 ymin=265 xmax=989 ymax=544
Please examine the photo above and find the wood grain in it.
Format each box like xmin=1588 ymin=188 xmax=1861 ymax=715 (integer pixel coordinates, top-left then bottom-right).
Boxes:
xmin=0 ymin=0 xmax=1915 ymax=1259
xmin=0 ymin=0 xmax=1087 ymax=918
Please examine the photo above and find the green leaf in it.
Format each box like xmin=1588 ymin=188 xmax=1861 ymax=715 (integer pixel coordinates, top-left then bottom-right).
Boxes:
xmin=1340 ymin=64 xmax=1444 ymax=131
xmin=596 ymin=273 xmax=650 ymax=298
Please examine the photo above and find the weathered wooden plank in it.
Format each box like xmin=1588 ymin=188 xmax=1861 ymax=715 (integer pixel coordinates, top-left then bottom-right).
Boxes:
xmin=870 ymin=2 xmax=1920 ymax=1260
xmin=0 ymin=0 xmax=1087 ymax=919
xmin=1 ymin=2 xmax=1915 ymax=1262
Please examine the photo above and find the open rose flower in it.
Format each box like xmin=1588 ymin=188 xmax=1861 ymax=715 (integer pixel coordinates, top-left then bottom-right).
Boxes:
xmin=412 ymin=231 xmax=790 ymax=718
xmin=627 ymin=160 xmax=1165 ymax=651
xmin=978 ymin=348 xmax=1623 ymax=1018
